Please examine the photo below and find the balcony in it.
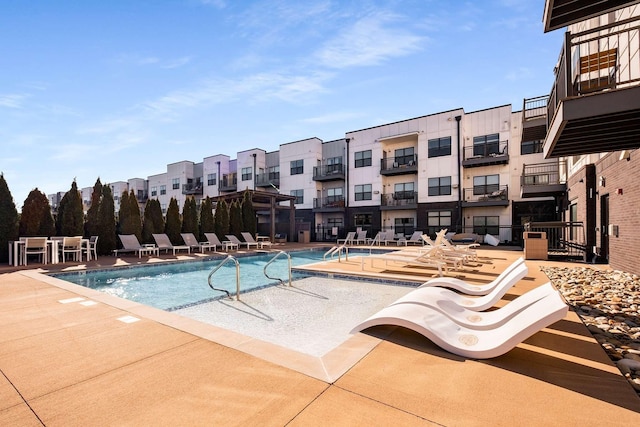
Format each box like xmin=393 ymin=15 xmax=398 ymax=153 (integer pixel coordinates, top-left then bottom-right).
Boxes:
xmin=461 ymin=141 xmax=509 ymax=168
xmin=312 ymin=196 xmax=345 ymax=212
xmin=462 ymin=185 xmax=509 ymax=207
xmin=255 ymin=172 xmax=280 ymax=188
xmin=380 ymin=155 xmax=418 ymax=176
xmin=522 ymin=95 xmax=549 ymax=144
xmin=380 ymin=191 xmax=417 ymax=211
xmin=182 ymin=182 xmax=203 ymax=196
xmin=313 ymin=164 xmax=345 ymax=181
xmin=545 ymin=20 xmax=640 ymax=158
xmin=219 ymin=173 xmax=237 ymax=192
xmin=521 ymin=161 xmax=567 ymax=198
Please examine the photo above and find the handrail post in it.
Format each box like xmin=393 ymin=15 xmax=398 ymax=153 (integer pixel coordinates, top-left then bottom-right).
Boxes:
xmin=207 ymin=255 xmax=241 ymax=300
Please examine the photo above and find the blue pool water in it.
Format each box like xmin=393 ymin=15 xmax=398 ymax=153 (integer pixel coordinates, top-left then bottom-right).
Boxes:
xmin=53 ymin=250 xmax=360 ymax=311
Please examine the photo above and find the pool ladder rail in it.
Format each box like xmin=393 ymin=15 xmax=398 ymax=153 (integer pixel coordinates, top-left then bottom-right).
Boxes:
xmin=263 ymin=250 xmax=292 ymax=286
xmin=323 ymin=245 xmax=349 ymax=262
xmin=207 ymin=251 xmax=293 ymax=300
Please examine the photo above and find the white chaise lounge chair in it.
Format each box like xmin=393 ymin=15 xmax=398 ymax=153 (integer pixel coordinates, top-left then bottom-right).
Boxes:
xmin=152 ymin=233 xmax=191 ymax=255
xmin=351 ymin=287 xmax=568 ymax=359
xmin=418 ymin=257 xmax=526 ymax=296
xmin=241 ymin=232 xmax=272 ymax=249
xmin=181 ymin=233 xmax=214 ymax=252
xmin=115 ymin=234 xmax=158 ymax=258
xmin=205 ymin=233 xmax=237 ymax=251
xmin=362 ymin=249 xmax=447 ymax=277
xmin=226 ymin=234 xmax=259 ymax=250
xmin=390 ymin=260 xmax=528 ymax=311
xmin=337 ymin=231 xmax=356 ymax=246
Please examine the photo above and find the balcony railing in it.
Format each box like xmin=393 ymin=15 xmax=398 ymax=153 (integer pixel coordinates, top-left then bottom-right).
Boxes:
xmin=313 ymin=196 xmax=345 ymax=209
xmin=255 ymin=172 xmax=280 ymax=188
xmin=548 ymin=18 xmax=640 ymax=126
xmin=380 ymin=191 xmax=417 ymax=208
xmin=380 ymin=155 xmax=418 ymax=175
xmin=462 ymin=185 xmax=509 ymax=204
xmin=525 ymin=222 xmax=586 ymax=260
xmin=182 ymin=183 xmax=203 ymax=195
xmin=523 ymin=95 xmax=548 ymax=121
xmin=313 ymin=164 xmax=345 ymax=181
xmin=219 ymin=173 xmax=237 ymax=192
xmin=462 ymin=140 xmax=509 ymax=167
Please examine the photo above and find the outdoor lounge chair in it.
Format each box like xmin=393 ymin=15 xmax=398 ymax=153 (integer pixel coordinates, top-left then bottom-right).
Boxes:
xmin=362 ymin=249 xmax=448 ymax=277
xmin=354 ymin=230 xmax=369 ymax=245
xmin=115 ymin=234 xmax=158 ymax=258
xmin=418 ymin=257 xmax=526 ymax=296
xmin=351 ymin=286 xmax=568 ymax=359
xmin=397 ymin=231 xmax=424 ymax=246
xmin=390 ymin=260 xmax=528 ymax=311
xmin=152 ymin=233 xmax=191 ymax=255
xmin=241 ymin=232 xmax=272 ymax=249
xmin=181 ymin=233 xmax=214 ymax=252
xmin=61 ymin=236 xmax=83 ymax=262
xmin=337 ymin=231 xmax=356 ymax=246
xmin=226 ymin=234 xmax=259 ymax=250
xmin=205 ymin=233 xmax=236 ymax=251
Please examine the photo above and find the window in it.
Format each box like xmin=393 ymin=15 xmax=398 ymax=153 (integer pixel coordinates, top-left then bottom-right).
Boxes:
xmin=394 ymin=182 xmax=415 ymax=200
xmin=172 ymin=178 xmax=180 ymax=190
xmin=394 ymin=147 xmax=415 ymax=165
xmin=160 ymin=185 xmax=166 ymax=195
xmin=268 ymin=165 xmax=279 ymax=180
xmin=428 ymin=136 xmax=451 ymax=158
xmin=521 ymin=139 xmax=543 ymax=155
xmin=290 ymin=159 xmax=304 ymax=175
xmin=394 ymin=217 xmax=415 ymax=237
xmin=473 ymin=216 xmax=499 ymax=236
xmin=241 ymin=167 xmax=252 ymax=181
xmin=473 ymin=133 xmax=500 ymax=157
xmin=327 ymin=187 xmax=343 ymax=204
xmin=328 ymin=217 xmax=343 ymax=227
xmin=353 ymin=213 xmax=372 ymax=227
xmin=161 ymin=203 xmax=167 ymax=214
xmin=428 ymin=176 xmax=451 ymax=196
xmin=473 ymin=175 xmax=499 ymax=195
xmin=355 ymin=150 xmax=372 ymax=168
xmin=151 ymin=186 xmax=157 ymax=197
xmin=207 ymin=173 xmax=216 ymax=186
xmin=291 ymin=189 xmax=304 ymax=204
xmin=326 ymin=156 xmax=343 ymax=173
xmin=427 ymin=211 xmax=452 ymax=234
xmin=354 ymin=184 xmax=372 ymax=201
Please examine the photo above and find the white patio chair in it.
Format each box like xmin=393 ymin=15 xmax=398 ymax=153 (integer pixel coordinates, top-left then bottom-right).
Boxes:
xmin=23 ymin=237 xmax=48 ymax=265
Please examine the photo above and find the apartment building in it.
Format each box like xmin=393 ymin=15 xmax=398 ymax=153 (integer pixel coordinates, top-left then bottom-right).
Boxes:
xmin=540 ymin=1 xmax=640 ymax=274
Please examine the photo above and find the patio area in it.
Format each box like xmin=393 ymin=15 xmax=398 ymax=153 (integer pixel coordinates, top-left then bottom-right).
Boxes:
xmin=1 ymin=245 xmax=639 ymax=425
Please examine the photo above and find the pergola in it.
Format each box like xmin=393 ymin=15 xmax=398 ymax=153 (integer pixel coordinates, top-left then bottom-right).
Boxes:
xmin=211 ymin=189 xmax=296 ymax=241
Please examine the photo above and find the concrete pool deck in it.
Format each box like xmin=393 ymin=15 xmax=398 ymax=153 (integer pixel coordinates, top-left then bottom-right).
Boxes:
xmin=1 ymin=244 xmax=640 ymax=425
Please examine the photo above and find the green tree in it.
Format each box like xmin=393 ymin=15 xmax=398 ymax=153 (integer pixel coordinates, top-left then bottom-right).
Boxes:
xmin=85 ymin=178 xmax=103 ymax=238
xmin=0 ymin=173 xmax=19 ymax=262
xmin=118 ymin=190 xmax=142 ymax=240
xmin=128 ymin=190 xmax=142 ymax=240
xmin=164 ymin=197 xmax=182 ymax=244
xmin=56 ymin=180 xmax=84 ymax=236
xmin=117 ymin=190 xmax=131 ymax=236
xmin=142 ymin=199 xmax=164 ymax=244
xmin=19 ymin=188 xmax=56 ymax=237
xmin=213 ymin=199 xmax=229 ymax=241
xmin=181 ymin=197 xmax=199 ymax=238
xmin=228 ymin=199 xmax=243 ymax=237
xmin=199 ymin=196 xmax=214 ymax=241
xmin=241 ymin=190 xmax=256 ymax=237
xmin=97 ymin=184 xmax=117 ymax=255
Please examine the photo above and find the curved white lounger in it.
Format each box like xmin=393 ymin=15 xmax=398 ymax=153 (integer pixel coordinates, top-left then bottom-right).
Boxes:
xmin=399 ymin=282 xmax=557 ymax=330
xmin=391 ymin=261 xmax=528 ymax=312
xmin=351 ymin=289 xmax=568 ymax=359
xmin=417 ymin=257 xmax=525 ymax=296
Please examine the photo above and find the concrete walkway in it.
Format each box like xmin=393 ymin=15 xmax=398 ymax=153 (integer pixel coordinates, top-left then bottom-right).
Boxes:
xmin=1 ymin=245 xmax=639 ymax=425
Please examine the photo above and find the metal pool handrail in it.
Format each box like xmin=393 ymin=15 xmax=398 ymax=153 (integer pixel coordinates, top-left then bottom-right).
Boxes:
xmin=263 ymin=250 xmax=292 ymax=286
xmin=323 ymin=245 xmax=349 ymax=261
xmin=207 ymin=255 xmax=240 ymax=300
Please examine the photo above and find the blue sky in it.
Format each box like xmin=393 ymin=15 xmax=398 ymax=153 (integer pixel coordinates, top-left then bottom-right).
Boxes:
xmin=1 ymin=0 xmax=562 ymax=209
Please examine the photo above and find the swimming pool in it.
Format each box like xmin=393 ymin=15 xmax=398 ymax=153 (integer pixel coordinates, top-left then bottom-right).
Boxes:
xmin=52 ymin=249 xmax=366 ymax=311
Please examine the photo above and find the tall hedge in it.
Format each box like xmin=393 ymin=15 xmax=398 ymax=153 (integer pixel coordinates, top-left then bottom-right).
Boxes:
xmin=181 ymin=197 xmax=199 ymax=239
xmin=118 ymin=190 xmax=141 ymax=240
xmin=228 ymin=199 xmax=243 ymax=237
xmin=164 ymin=197 xmax=182 ymax=244
xmin=142 ymin=199 xmax=164 ymax=244
xmin=19 ymin=188 xmax=56 ymax=237
xmin=213 ymin=199 xmax=229 ymax=241
xmin=85 ymin=178 xmax=103 ymax=238
xmin=199 ymin=196 xmax=214 ymax=241
xmin=56 ymin=180 xmax=84 ymax=236
xmin=0 ymin=174 xmax=19 ymax=262
xmin=241 ymin=190 xmax=256 ymax=237
xmin=97 ymin=184 xmax=117 ymax=255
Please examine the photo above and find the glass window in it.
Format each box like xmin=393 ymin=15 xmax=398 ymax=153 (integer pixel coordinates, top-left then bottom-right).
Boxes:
xmin=160 ymin=185 xmax=166 ymax=195
xmin=394 ymin=147 xmax=415 ymax=166
xmin=268 ymin=165 xmax=280 ymax=180
xmin=473 ymin=133 xmax=500 ymax=157
xmin=326 ymin=156 xmax=343 ymax=173
xmin=428 ymin=176 xmax=452 ymax=196
xmin=291 ymin=189 xmax=303 ymax=204
xmin=353 ymin=213 xmax=372 ymax=227
xmin=355 ymin=150 xmax=372 ymax=168
xmin=521 ymin=139 xmax=543 ymax=155
xmin=241 ymin=167 xmax=252 ymax=181
xmin=290 ymin=159 xmax=304 ymax=175
xmin=207 ymin=173 xmax=216 ymax=186
xmin=473 ymin=175 xmax=499 ymax=195
xmin=393 ymin=182 xmax=415 ymax=200
xmin=427 ymin=211 xmax=452 ymax=229
xmin=151 ymin=186 xmax=157 ymax=197
xmin=394 ymin=217 xmax=414 ymax=237
xmin=354 ymin=184 xmax=372 ymax=201
xmin=172 ymin=178 xmax=180 ymax=190
xmin=428 ymin=137 xmax=451 ymax=158
xmin=327 ymin=187 xmax=343 ymax=203
xmin=473 ymin=216 xmax=499 ymax=236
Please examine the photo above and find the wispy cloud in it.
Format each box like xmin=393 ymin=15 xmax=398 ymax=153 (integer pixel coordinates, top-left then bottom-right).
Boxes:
xmin=0 ymin=93 xmax=30 ymax=109
xmin=161 ymin=56 xmax=193 ymax=69
xmin=199 ymin=0 xmax=227 ymax=8
xmin=300 ymin=111 xmax=364 ymax=124
xmin=115 ymin=54 xmax=192 ymax=69
xmin=314 ymin=12 xmax=426 ymax=69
